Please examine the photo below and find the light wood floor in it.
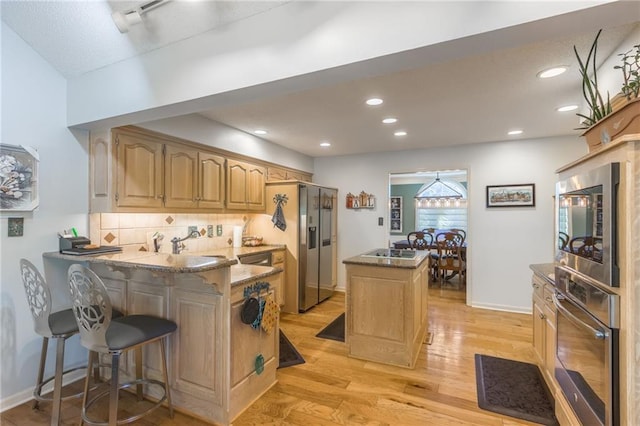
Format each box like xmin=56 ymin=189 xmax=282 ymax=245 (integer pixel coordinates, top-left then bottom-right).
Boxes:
xmin=1 ymin=284 xmax=539 ymax=426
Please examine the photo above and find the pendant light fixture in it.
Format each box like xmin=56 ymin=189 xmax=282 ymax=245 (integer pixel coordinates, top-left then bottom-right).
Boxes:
xmin=414 ymin=173 xmax=465 ymax=208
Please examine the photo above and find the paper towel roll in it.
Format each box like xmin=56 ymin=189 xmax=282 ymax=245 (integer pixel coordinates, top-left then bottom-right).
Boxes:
xmin=233 ymin=226 xmax=243 ymax=248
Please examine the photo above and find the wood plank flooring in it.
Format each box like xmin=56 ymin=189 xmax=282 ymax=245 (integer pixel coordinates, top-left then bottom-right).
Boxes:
xmin=1 ymin=285 xmax=539 ymax=425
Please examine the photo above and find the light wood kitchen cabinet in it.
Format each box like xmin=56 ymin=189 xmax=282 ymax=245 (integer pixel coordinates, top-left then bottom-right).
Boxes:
xmin=267 ymin=166 xmax=312 ymax=182
xmin=271 ymin=249 xmax=286 ymax=306
xmin=164 ymin=144 xmax=225 ymax=209
xmin=226 ymin=159 xmax=266 ymax=211
xmin=531 ymin=274 xmax=556 ymax=386
xmin=345 ymin=257 xmax=430 ymax=369
xmin=114 ymin=129 xmax=165 ymax=209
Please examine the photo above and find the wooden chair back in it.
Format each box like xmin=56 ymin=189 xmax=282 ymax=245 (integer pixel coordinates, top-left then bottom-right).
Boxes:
xmin=435 ymin=232 xmax=466 ymax=283
xmin=407 ymin=231 xmax=433 ymax=250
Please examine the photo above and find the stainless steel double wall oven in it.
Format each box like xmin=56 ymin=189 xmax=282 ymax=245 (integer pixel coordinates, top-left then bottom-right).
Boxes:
xmin=555 ymin=162 xmax=621 ymax=426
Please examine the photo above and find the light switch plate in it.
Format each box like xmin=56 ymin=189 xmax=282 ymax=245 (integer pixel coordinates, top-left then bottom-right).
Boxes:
xmin=188 ymin=225 xmax=197 ymax=236
xmin=207 ymin=225 xmax=214 ymax=238
xmin=216 ymin=225 xmax=223 ymax=236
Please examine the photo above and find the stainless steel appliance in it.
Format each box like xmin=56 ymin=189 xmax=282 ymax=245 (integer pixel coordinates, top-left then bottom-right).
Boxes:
xmin=238 ymin=251 xmax=272 ymax=266
xmin=554 ymin=266 xmax=620 ymax=426
xmin=299 ymin=184 xmax=336 ymax=312
xmin=556 ymin=162 xmax=620 ymax=287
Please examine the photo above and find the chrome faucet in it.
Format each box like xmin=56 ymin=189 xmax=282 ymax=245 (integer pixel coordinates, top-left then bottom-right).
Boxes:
xmin=171 ymin=230 xmax=199 ymax=254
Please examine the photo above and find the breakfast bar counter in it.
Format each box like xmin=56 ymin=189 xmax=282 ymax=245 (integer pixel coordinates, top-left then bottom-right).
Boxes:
xmin=343 ymin=249 xmax=431 ymax=368
xmin=42 ymin=251 xmax=282 ymax=425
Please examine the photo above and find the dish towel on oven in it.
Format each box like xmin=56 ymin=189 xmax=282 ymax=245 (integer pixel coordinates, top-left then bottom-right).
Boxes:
xmin=272 ymin=194 xmax=288 ymax=231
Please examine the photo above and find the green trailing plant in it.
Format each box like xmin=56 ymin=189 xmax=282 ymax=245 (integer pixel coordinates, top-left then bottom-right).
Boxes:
xmin=614 ymin=43 xmax=640 ymax=100
xmin=574 ymin=29 xmax=612 ymax=130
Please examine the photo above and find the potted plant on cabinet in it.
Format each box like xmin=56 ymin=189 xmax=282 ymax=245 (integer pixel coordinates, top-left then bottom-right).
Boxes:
xmin=575 ymin=30 xmax=640 ymax=152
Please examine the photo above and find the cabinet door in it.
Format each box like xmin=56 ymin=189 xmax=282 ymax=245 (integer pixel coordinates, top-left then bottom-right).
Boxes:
xmin=164 ymin=144 xmax=198 ymax=209
xmin=226 ymin=159 xmax=248 ymax=210
xmin=532 ymin=296 xmax=545 ymax=365
xmin=171 ymin=288 xmax=223 ymax=404
xmin=246 ymin=164 xmax=266 ymax=210
xmin=198 ymin=152 xmax=225 ymax=209
xmin=115 ymin=131 xmax=164 ymax=208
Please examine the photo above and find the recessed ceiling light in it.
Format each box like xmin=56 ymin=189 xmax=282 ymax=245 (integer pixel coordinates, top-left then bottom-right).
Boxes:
xmin=320 ymin=141 xmax=331 ymax=147
xmin=366 ymin=98 xmax=383 ymax=106
xmin=382 ymin=118 xmax=397 ymax=124
xmin=394 ymin=131 xmax=407 ymax=137
xmin=537 ymin=66 xmax=568 ymax=79
xmin=254 ymin=129 xmax=267 ymax=135
xmin=508 ymin=130 xmax=523 ymax=135
xmin=557 ymin=105 xmax=579 ymax=112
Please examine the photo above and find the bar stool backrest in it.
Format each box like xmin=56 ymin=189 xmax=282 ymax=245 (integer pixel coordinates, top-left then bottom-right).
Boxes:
xmin=68 ymin=264 xmax=113 ymax=353
xmin=20 ymin=259 xmax=53 ymax=337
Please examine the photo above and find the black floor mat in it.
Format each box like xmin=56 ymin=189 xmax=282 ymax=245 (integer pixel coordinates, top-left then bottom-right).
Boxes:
xmin=475 ymin=354 xmax=558 ymax=425
xmin=278 ymin=330 xmax=304 ymax=369
xmin=315 ymin=313 xmax=345 ymax=342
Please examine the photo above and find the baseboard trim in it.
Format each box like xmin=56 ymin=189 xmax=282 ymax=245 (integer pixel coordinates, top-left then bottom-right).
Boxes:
xmin=0 ymin=369 xmax=85 ymax=413
xmin=470 ymin=301 xmax=531 ymax=315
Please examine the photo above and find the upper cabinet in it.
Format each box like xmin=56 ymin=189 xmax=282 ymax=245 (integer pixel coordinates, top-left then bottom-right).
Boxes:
xmin=226 ymin=160 xmax=266 ymax=211
xmin=164 ymin=144 xmax=225 ymax=210
xmin=267 ymin=166 xmax=313 ymax=183
xmin=90 ymin=126 xmax=275 ymax=213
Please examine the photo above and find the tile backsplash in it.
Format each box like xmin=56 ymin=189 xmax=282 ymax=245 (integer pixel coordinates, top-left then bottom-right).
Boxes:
xmin=89 ymin=212 xmax=257 ymax=254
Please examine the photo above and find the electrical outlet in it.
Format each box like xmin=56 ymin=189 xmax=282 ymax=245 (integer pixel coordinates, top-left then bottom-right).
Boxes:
xmin=207 ymin=225 xmax=214 ymax=238
xmin=216 ymin=224 xmax=223 ymax=236
xmin=188 ymin=225 xmax=197 ymax=236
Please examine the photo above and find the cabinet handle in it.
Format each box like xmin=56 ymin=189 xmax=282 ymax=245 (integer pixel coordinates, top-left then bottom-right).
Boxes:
xmin=539 ymin=313 xmax=546 ymax=320
xmin=532 ymin=283 xmax=540 ymax=289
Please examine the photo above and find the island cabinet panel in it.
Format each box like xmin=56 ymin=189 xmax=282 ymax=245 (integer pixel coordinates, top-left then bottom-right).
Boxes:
xmin=171 ymin=288 xmax=223 ymax=405
xmin=228 ymin=272 xmax=280 ymax=420
xmin=127 ymin=281 xmax=169 ymax=381
xmin=115 ymin=130 xmax=164 ymax=209
xmin=345 ymin=259 xmax=429 ymax=369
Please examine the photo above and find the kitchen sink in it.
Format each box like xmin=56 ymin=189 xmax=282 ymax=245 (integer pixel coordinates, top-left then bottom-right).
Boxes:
xmin=361 ymin=249 xmax=417 ymax=259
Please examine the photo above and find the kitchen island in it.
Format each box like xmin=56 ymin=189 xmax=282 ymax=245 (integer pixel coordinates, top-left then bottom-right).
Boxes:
xmin=342 ymin=249 xmax=431 ymax=368
xmin=42 ymin=251 xmax=282 ymax=425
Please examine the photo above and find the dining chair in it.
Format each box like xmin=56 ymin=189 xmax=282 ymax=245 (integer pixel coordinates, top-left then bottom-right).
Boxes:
xmin=20 ymin=259 xmax=85 ymax=425
xmin=68 ymin=264 xmax=177 ymax=426
xmin=407 ymin=231 xmax=433 ymax=250
xmin=569 ymin=236 xmax=603 ymax=260
xmin=558 ymin=232 xmax=569 ymax=250
xmin=435 ymin=232 xmax=466 ymax=285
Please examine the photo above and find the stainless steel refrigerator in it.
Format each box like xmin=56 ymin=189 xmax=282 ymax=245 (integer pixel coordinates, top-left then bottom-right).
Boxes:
xmin=299 ymin=184 xmax=336 ymax=312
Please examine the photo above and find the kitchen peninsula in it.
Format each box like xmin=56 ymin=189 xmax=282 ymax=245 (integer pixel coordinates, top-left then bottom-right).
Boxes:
xmin=42 ymin=250 xmax=283 ymax=425
xmin=343 ymin=249 xmax=431 ymax=368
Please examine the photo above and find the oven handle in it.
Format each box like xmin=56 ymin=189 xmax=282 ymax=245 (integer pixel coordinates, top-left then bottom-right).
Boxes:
xmin=553 ymin=293 xmax=607 ymax=340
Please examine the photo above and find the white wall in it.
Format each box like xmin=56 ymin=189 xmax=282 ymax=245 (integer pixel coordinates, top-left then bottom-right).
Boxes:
xmin=139 ymin=114 xmax=314 ymax=173
xmin=313 ymin=136 xmax=587 ymax=312
xmin=0 ymin=23 xmax=89 ymax=407
xmin=66 ymin=1 xmax=629 ymax=130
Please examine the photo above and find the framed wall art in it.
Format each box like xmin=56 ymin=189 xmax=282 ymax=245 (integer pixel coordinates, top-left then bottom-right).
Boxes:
xmin=486 ymin=183 xmax=535 ymax=208
xmin=390 ymin=196 xmax=402 ymax=233
xmin=0 ymin=144 xmax=39 ymax=211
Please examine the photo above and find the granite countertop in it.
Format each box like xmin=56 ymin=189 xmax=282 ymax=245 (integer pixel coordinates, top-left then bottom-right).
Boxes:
xmin=530 ymin=263 xmax=556 ymax=285
xmin=230 ymin=264 xmax=283 ymax=286
xmin=343 ymin=248 xmax=431 ymax=269
xmin=193 ymin=245 xmax=286 ymax=259
xmin=44 ymin=251 xmax=237 ymax=273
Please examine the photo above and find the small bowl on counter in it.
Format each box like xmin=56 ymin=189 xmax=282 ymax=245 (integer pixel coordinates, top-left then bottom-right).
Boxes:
xmin=242 ymin=236 xmax=264 ymax=247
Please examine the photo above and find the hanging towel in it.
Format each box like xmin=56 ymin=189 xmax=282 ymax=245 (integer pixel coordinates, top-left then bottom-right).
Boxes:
xmin=272 ymin=194 xmax=288 ymax=231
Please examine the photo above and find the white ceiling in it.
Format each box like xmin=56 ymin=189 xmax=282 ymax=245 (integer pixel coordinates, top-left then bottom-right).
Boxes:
xmin=2 ymin=1 xmax=639 ymax=158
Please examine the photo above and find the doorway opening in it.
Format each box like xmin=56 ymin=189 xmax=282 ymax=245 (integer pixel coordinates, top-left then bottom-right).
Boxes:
xmin=389 ymin=169 xmax=468 ymax=297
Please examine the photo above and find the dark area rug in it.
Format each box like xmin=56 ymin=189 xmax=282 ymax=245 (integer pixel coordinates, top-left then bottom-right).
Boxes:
xmin=475 ymin=354 xmax=558 ymax=426
xmin=278 ymin=330 xmax=305 ymax=369
xmin=316 ymin=313 xmax=345 ymax=342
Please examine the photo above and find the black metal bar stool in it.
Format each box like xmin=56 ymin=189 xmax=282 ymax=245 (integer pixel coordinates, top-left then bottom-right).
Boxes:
xmin=67 ymin=264 xmax=177 ymax=426
xmin=20 ymin=258 xmax=85 ymax=426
